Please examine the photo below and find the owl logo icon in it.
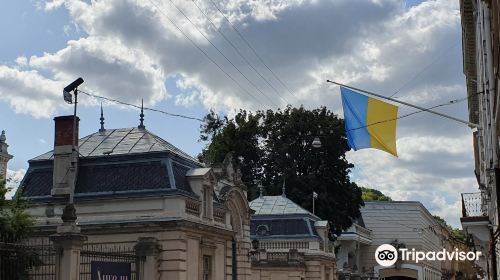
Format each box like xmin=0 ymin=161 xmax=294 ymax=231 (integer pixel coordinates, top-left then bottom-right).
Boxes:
xmin=375 ymin=244 xmax=398 ymax=267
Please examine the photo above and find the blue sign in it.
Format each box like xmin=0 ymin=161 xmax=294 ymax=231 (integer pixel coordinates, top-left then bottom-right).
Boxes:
xmin=91 ymin=261 xmax=131 ymax=280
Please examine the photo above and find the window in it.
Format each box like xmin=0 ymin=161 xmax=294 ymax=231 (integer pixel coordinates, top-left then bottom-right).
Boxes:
xmin=203 ymin=187 xmax=213 ymax=218
xmin=203 ymin=255 xmax=212 ymax=280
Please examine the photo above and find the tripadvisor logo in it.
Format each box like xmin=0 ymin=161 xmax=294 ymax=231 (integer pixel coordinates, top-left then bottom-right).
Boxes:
xmin=375 ymin=244 xmax=482 ymax=267
xmin=375 ymin=244 xmax=398 ymax=267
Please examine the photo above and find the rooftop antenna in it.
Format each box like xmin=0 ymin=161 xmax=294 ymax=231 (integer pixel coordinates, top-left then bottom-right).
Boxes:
xmin=138 ymin=99 xmax=145 ymax=129
xmin=99 ymin=103 xmax=105 ymax=132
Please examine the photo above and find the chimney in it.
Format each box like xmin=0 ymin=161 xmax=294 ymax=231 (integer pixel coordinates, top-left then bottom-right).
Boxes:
xmin=51 ymin=116 xmax=79 ymax=197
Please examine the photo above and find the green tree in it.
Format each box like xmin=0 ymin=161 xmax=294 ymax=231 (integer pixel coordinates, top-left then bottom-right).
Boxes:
xmin=361 ymin=187 xmax=392 ymax=201
xmin=200 ymin=106 xmax=364 ymax=237
xmin=0 ymin=175 xmax=38 ymax=280
xmin=0 ymin=176 xmax=34 ymax=241
xmin=433 ymin=215 xmax=466 ymax=242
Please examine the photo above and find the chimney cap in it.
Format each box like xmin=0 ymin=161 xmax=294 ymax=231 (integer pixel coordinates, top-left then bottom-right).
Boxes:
xmin=54 ymin=115 xmax=80 ymax=122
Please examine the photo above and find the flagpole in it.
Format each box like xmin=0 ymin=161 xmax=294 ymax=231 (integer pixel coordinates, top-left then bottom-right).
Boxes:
xmin=312 ymin=194 xmax=315 ymax=215
xmin=326 ymin=80 xmax=480 ymax=129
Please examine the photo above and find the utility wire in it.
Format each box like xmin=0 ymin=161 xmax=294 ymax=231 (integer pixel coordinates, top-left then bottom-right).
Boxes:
xmin=346 ymin=96 xmax=468 ymax=132
xmin=166 ymin=0 xmax=279 ymax=107
xmin=147 ymin=0 xmax=265 ymax=107
xmin=389 ymin=41 xmax=460 ymax=98
xmin=78 ymin=89 xmax=204 ymax=122
xmin=208 ymin=0 xmax=300 ymax=103
xmin=191 ymin=0 xmax=290 ymax=106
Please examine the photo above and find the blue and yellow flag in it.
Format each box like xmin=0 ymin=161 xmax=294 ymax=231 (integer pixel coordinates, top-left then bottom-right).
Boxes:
xmin=340 ymin=87 xmax=398 ymax=156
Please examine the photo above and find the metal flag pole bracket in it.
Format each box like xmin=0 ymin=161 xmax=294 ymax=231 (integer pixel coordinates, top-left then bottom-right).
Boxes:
xmin=326 ymin=80 xmax=480 ymax=129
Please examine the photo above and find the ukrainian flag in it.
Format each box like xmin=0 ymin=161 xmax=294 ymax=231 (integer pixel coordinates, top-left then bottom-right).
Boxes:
xmin=340 ymin=87 xmax=398 ymax=156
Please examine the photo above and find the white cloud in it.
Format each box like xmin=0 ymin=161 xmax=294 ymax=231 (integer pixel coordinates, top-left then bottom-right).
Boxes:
xmin=29 ymin=37 xmax=167 ymax=105
xmin=347 ymin=134 xmax=476 ymax=228
xmin=0 ymin=0 xmax=474 ymax=227
xmin=0 ymin=66 xmax=64 ymax=118
xmin=5 ymin=169 xmax=26 ymax=199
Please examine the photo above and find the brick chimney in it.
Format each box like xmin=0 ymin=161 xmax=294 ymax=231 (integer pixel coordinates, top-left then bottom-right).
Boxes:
xmin=51 ymin=116 xmax=79 ymax=197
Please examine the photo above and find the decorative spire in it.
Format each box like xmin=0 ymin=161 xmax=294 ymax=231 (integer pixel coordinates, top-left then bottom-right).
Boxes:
xmin=0 ymin=130 xmax=6 ymax=153
xmin=99 ymin=103 xmax=105 ymax=132
xmin=138 ymin=99 xmax=145 ymax=129
xmin=281 ymin=177 xmax=286 ymax=197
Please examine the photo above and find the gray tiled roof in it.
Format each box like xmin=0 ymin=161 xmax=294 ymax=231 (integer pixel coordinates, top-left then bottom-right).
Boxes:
xmin=31 ymin=128 xmax=199 ymax=164
xmin=249 ymin=195 xmax=318 ymax=217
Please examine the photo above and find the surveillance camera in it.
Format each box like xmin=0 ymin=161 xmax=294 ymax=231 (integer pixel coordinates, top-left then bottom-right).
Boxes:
xmin=63 ymin=77 xmax=84 ymax=104
xmin=63 ymin=77 xmax=84 ymax=94
xmin=63 ymin=90 xmax=73 ymax=104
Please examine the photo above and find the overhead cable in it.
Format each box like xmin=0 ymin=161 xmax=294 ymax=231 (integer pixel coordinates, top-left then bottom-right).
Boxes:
xmin=208 ymin=0 xmax=300 ymax=103
xmin=78 ymin=89 xmax=204 ymax=122
xmin=166 ymin=0 xmax=279 ymax=107
xmin=192 ymin=0 xmax=290 ymax=105
xmin=147 ymin=0 xmax=266 ymax=107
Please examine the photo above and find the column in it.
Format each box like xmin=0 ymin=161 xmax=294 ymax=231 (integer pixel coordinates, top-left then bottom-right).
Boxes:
xmin=50 ymin=205 xmax=87 ymax=280
xmin=135 ymin=237 xmax=160 ymax=280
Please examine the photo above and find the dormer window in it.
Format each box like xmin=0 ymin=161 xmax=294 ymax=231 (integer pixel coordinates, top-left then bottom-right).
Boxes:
xmin=256 ymin=224 xmax=270 ymax=236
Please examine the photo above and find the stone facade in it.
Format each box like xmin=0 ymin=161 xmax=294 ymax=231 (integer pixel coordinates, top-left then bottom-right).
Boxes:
xmin=19 ymin=117 xmax=253 ymax=280
xmin=460 ymin=0 xmax=500 ymax=278
xmin=337 ymin=201 xmax=443 ymax=280
xmin=249 ymin=194 xmax=337 ymax=280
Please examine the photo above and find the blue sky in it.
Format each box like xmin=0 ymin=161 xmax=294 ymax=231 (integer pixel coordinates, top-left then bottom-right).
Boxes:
xmin=0 ymin=0 xmax=473 ymax=227
xmin=0 ymin=1 xmax=208 ymax=170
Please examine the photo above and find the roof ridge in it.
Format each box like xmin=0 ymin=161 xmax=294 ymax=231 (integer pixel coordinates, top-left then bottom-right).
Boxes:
xmin=249 ymin=195 xmax=320 ymax=219
xmin=30 ymin=127 xmax=200 ymax=164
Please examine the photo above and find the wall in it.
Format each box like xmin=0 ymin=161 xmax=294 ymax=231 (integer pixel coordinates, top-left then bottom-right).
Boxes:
xmin=360 ymin=201 xmax=442 ymax=279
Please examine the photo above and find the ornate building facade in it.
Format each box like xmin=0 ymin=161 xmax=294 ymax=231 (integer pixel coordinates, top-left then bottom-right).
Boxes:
xmin=249 ymin=191 xmax=336 ymax=280
xmin=459 ymin=1 xmax=500 ymax=278
xmin=18 ymin=114 xmax=253 ymax=280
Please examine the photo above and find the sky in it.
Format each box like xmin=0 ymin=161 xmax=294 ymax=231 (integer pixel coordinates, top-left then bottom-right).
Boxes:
xmin=0 ymin=0 xmax=475 ymax=228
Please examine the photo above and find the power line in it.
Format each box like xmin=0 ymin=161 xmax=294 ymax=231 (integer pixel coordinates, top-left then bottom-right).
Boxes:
xmin=389 ymin=41 xmax=460 ymax=98
xmin=207 ymin=0 xmax=300 ymax=103
xmin=78 ymin=89 xmax=204 ymax=122
xmin=146 ymin=0 xmax=265 ymax=107
xmin=191 ymin=0 xmax=290 ymax=106
xmin=166 ymin=0 xmax=279 ymax=107
xmin=346 ymin=96 xmax=468 ymax=132
xmin=328 ymin=80 xmax=479 ymax=128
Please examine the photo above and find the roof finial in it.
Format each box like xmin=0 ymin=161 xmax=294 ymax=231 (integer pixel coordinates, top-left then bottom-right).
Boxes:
xmin=138 ymin=99 xmax=145 ymax=129
xmin=282 ymin=177 xmax=286 ymax=197
xmin=258 ymin=183 xmax=264 ymax=198
xmin=99 ymin=103 xmax=106 ymax=132
xmin=0 ymin=130 xmax=5 ymax=143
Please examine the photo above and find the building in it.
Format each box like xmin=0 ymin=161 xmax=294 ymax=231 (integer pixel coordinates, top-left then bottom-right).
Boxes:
xmin=335 ymin=217 xmax=372 ymax=279
xmin=459 ymin=0 xmax=500 ymax=278
xmin=436 ymin=219 xmax=481 ymax=279
xmin=337 ymin=201 xmax=443 ymax=280
xmin=17 ymin=112 xmax=253 ymax=280
xmin=0 ymin=130 xmax=13 ymax=180
xmin=248 ymin=190 xmax=337 ymax=280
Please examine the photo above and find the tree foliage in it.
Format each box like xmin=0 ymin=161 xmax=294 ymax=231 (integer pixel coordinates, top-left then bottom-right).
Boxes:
xmin=0 ymin=176 xmax=38 ymax=280
xmin=433 ymin=215 xmax=466 ymax=242
xmin=361 ymin=187 xmax=392 ymax=201
xmin=0 ymin=176 xmax=34 ymax=241
xmin=199 ymin=106 xmax=364 ymax=236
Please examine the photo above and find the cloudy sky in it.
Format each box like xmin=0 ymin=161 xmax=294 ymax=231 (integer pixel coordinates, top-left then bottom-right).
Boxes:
xmin=0 ymin=0 xmax=474 ymax=227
